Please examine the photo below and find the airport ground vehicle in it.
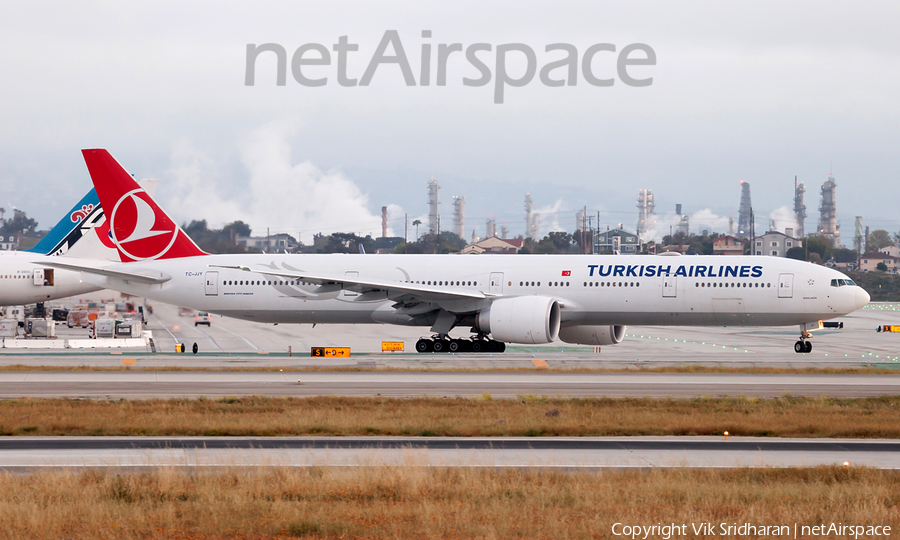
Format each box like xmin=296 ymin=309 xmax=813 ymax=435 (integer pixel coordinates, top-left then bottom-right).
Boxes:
xmin=45 ymin=149 xmax=870 ymax=354
xmin=194 ymin=312 xmax=211 ymax=326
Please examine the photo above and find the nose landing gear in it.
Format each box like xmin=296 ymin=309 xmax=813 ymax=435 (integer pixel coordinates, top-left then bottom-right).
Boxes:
xmin=794 ymin=330 xmax=813 ymax=353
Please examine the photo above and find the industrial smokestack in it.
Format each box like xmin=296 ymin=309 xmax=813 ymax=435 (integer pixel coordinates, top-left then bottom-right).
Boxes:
xmin=818 ymin=174 xmax=839 ymax=247
xmin=524 ymin=194 xmax=534 ymax=238
xmin=381 ymin=206 xmax=387 ymax=238
xmin=452 ymin=196 xmax=465 ymax=239
xmin=427 ymin=178 xmax=440 ymax=234
xmin=793 ymin=176 xmax=807 ymax=239
xmin=636 ymin=189 xmax=655 ymax=237
xmin=737 ymin=181 xmax=753 ymax=239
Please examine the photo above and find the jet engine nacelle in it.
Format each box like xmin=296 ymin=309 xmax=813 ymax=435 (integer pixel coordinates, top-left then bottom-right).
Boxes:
xmin=558 ymin=325 xmax=626 ymax=346
xmin=477 ymin=296 xmax=560 ymax=344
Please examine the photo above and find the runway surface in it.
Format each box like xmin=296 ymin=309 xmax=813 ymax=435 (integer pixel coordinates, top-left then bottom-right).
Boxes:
xmin=1 ymin=436 xmax=896 ymax=470
xmin=4 ymin=298 xmax=900 ymax=370
xmin=0 ymin=371 xmax=898 ymax=398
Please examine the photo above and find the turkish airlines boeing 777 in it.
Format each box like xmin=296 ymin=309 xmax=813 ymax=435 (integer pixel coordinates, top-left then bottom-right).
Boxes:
xmin=43 ymin=149 xmax=870 ymax=354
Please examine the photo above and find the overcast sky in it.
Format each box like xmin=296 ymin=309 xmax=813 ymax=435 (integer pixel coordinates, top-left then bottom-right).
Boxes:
xmin=0 ymin=1 xmax=898 ymax=244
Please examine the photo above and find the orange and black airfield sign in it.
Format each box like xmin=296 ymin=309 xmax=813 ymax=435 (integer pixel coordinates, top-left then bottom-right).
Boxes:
xmin=878 ymin=325 xmax=900 ymax=333
xmin=311 ymin=347 xmax=351 ymax=357
xmin=381 ymin=341 xmax=404 ymax=352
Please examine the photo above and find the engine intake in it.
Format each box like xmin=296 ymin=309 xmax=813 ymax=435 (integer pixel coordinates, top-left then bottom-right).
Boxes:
xmin=477 ymin=296 xmax=560 ymax=344
xmin=558 ymin=325 xmax=626 ymax=346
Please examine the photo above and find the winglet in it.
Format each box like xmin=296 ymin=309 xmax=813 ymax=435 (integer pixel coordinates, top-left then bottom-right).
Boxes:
xmin=81 ymin=149 xmax=206 ymax=261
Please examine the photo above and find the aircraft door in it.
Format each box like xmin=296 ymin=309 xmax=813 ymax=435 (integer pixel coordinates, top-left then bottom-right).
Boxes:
xmin=204 ymin=271 xmax=218 ymax=296
xmin=778 ymin=273 xmax=793 ymax=298
xmin=32 ymin=269 xmax=54 ymax=286
xmin=662 ymin=276 xmax=677 ymax=297
xmin=342 ymin=271 xmax=359 ymax=298
xmin=489 ymin=272 xmax=504 ymax=294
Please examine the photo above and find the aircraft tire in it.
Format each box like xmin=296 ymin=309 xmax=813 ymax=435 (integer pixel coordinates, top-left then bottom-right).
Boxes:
xmin=416 ymin=339 xmax=433 ymax=353
xmin=471 ymin=341 xmax=484 ymax=353
xmin=498 ymin=342 xmax=506 ymax=353
xmin=487 ymin=340 xmax=499 ymax=353
xmin=448 ymin=340 xmax=460 ymax=352
xmin=804 ymin=341 xmax=812 ymax=353
xmin=432 ymin=340 xmax=449 ymax=353
xmin=794 ymin=341 xmax=804 ymax=353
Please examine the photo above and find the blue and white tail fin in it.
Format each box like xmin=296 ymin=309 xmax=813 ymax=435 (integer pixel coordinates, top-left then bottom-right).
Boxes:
xmin=25 ymin=188 xmax=102 ymax=255
xmin=26 ymin=179 xmax=161 ymax=259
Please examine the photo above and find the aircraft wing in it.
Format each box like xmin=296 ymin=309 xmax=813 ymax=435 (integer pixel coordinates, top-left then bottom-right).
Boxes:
xmin=38 ymin=260 xmax=171 ymax=284
xmin=208 ymin=264 xmax=491 ymax=302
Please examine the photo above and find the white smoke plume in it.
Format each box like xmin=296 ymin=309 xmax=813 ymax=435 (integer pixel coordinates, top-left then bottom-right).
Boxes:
xmin=690 ymin=209 xmax=732 ymax=234
xmin=164 ymin=122 xmax=394 ymax=242
xmin=768 ymin=206 xmax=800 ymax=235
xmin=535 ymin=199 xmax=565 ymax=235
xmin=240 ymin=121 xmax=388 ymax=238
xmin=640 ymin=209 xmax=735 ymax=243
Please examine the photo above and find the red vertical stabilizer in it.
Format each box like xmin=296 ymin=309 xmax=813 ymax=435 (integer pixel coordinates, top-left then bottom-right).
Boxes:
xmin=81 ymin=149 xmax=206 ymax=262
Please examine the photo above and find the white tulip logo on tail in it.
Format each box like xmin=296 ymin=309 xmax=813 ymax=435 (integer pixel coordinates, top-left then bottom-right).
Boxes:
xmin=109 ymin=189 xmax=179 ymax=261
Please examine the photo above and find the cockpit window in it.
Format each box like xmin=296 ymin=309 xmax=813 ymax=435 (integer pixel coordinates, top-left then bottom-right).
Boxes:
xmin=831 ymin=279 xmax=838 ymax=287
xmin=838 ymin=279 xmax=847 ymax=286
xmin=845 ymin=279 xmax=856 ymax=286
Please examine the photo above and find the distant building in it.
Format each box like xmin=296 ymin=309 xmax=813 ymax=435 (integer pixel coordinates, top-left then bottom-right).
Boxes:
xmin=712 ymin=235 xmax=745 ymax=256
xmin=461 ymin=236 xmax=523 ymax=254
xmin=0 ymin=234 xmax=19 ymax=251
xmin=878 ymin=244 xmax=900 ymax=258
xmin=859 ymin=253 xmax=900 ymax=273
xmin=595 ymin=228 xmax=640 ymax=254
xmin=236 ymin=233 xmax=299 ymax=252
xmin=752 ymin=230 xmax=802 ymax=257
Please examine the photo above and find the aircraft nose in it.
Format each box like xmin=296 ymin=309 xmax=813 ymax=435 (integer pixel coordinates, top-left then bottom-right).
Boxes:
xmin=856 ymin=287 xmax=870 ymax=310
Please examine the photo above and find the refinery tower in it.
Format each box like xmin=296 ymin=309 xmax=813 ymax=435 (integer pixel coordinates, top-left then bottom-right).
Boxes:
xmin=817 ymin=174 xmax=840 ymax=247
xmin=793 ymin=176 xmax=806 ymax=239
xmin=636 ymin=189 xmax=655 ymax=238
xmin=736 ymin=181 xmax=753 ymax=239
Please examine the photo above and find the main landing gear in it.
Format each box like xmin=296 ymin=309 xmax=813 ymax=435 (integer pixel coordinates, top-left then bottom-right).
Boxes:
xmin=793 ymin=330 xmax=813 ymax=354
xmin=415 ymin=335 xmax=506 ymax=354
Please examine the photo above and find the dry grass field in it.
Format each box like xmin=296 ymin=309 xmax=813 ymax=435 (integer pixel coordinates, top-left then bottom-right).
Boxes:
xmin=0 ymin=466 xmax=897 ymax=539
xmin=1 ymin=395 xmax=898 ymax=438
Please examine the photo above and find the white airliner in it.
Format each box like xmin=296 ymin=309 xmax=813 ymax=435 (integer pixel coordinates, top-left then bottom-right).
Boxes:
xmin=44 ymin=149 xmax=870 ymax=354
xmin=0 ymin=179 xmax=158 ymax=307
